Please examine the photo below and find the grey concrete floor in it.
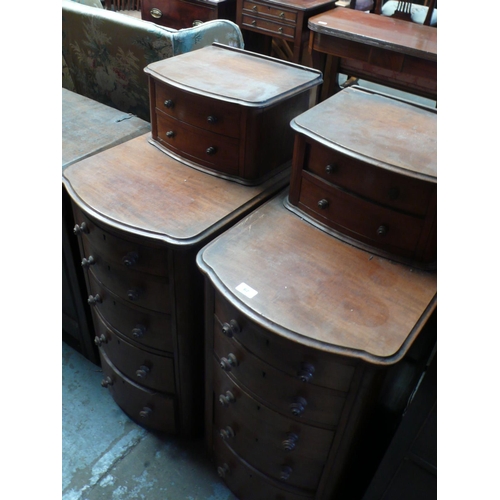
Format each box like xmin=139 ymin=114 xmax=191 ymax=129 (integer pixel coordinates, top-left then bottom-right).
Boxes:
xmin=62 ymin=341 xmax=238 ymax=500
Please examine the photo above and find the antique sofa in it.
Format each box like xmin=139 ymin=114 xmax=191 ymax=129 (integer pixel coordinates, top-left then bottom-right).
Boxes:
xmin=62 ymin=0 xmax=244 ymax=120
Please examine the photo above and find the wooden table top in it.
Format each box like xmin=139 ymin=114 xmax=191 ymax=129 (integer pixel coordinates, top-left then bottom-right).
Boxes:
xmin=197 ymin=191 xmax=437 ymax=364
xmin=62 ymin=88 xmax=150 ymax=169
xmin=308 ymin=7 xmax=437 ymax=60
xmin=63 ymin=134 xmax=289 ymax=246
xmin=239 ymin=0 xmax=335 ymax=12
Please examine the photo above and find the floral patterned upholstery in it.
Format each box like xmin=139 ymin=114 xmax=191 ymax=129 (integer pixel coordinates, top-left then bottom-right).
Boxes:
xmin=62 ymin=0 xmax=244 ymax=121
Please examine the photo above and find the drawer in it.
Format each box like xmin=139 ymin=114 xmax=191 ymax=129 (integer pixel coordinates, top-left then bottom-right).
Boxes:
xmin=214 ymin=293 xmax=356 ymax=392
xmin=154 ymin=81 xmax=241 ymax=139
xmin=213 ymin=335 xmax=346 ymax=428
xmin=100 ymin=350 xmax=177 ymax=433
xmin=155 ymin=110 xmax=240 ymax=175
xmin=142 ymin=0 xmax=217 ymax=29
xmin=304 ymin=140 xmax=435 ymax=216
xmin=87 ymin=273 xmax=174 ymax=353
xmin=298 ymin=173 xmax=424 ymax=256
xmin=213 ymin=364 xmax=332 ymax=490
xmin=241 ymin=14 xmax=296 ymax=39
xmin=72 ymin=205 xmax=169 ymax=277
xmin=94 ymin=312 xmax=176 ymax=393
xmin=213 ymin=435 xmax=314 ymax=500
xmin=242 ymin=1 xmax=297 ymax=25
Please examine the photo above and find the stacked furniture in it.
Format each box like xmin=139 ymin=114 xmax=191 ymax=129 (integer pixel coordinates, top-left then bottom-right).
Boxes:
xmin=197 ymin=86 xmax=436 ymax=498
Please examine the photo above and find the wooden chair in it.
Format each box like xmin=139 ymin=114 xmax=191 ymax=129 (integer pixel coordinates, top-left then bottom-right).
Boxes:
xmin=374 ymin=0 xmax=437 ymax=26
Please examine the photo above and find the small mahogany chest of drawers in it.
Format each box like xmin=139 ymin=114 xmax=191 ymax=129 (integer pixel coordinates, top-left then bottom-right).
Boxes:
xmin=142 ymin=0 xmax=236 ymax=29
xmin=287 ymin=86 xmax=437 ymax=270
xmin=197 ymin=192 xmax=437 ymax=499
xmin=63 ymin=134 xmax=289 ymax=436
xmin=144 ymin=44 xmax=322 ymax=185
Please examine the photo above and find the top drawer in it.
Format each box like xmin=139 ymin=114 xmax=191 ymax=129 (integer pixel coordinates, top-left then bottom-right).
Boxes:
xmin=72 ymin=205 xmax=169 ymax=278
xmin=304 ymin=140 xmax=435 ymax=216
xmin=242 ymin=0 xmax=297 ymax=25
xmin=214 ymin=292 xmax=356 ymax=393
xmin=154 ymin=81 xmax=241 ymax=139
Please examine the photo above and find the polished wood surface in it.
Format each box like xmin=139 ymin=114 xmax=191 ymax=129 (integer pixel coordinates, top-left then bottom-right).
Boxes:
xmin=308 ymin=7 xmax=437 ymax=100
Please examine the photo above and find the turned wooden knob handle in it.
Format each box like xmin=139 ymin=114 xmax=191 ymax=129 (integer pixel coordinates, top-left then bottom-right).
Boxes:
xmin=127 ymin=289 xmax=139 ymax=301
xmin=101 ymin=376 xmax=113 ymax=388
xmin=217 ymin=463 xmax=230 ymax=478
xmin=290 ymin=396 xmax=307 ymax=417
xmin=163 ymin=99 xmax=173 ymax=108
xmin=139 ymin=407 xmax=152 ymax=418
xmin=81 ymin=255 xmax=95 ymax=268
xmin=131 ymin=324 xmax=146 ymax=338
xmin=282 ymin=433 xmax=299 ymax=452
xmin=377 ymin=225 xmax=388 ymax=237
xmin=88 ymin=294 xmax=102 ymax=306
xmin=297 ymin=362 xmax=315 ymax=383
xmin=73 ymin=222 xmax=89 ymax=235
xmin=94 ymin=334 xmax=107 ymax=347
xmin=220 ymin=353 xmax=238 ymax=372
xmin=136 ymin=365 xmax=150 ymax=378
xmin=166 ymin=130 xmax=175 ymax=138
xmin=219 ymin=391 xmax=236 ymax=407
xmin=122 ymin=252 xmax=138 ymax=267
xmin=280 ymin=465 xmax=293 ymax=481
xmin=219 ymin=426 xmax=235 ymax=440
xmin=317 ymin=199 xmax=329 ymax=209
xmin=221 ymin=320 xmax=240 ymax=338
xmin=325 ymin=164 xmax=338 ymax=174
xmin=206 ymin=146 xmax=217 ymax=155
xmin=207 ymin=115 xmax=218 ymax=124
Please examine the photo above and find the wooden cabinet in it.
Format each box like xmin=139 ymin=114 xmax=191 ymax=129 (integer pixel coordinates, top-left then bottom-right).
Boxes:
xmin=287 ymin=86 xmax=437 ymax=269
xmin=141 ymin=0 xmax=236 ymax=29
xmin=145 ymin=44 xmax=322 ymax=185
xmin=63 ymin=134 xmax=290 ymax=435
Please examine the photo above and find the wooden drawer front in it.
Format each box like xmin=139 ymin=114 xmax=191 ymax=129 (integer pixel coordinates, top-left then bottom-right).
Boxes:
xmin=95 ymin=313 xmax=176 ymax=393
xmin=304 ymin=141 xmax=435 ymax=216
xmin=213 ymin=364 xmax=332 ymax=490
xmin=299 ymin=173 xmax=424 ymax=255
xmin=100 ymin=350 xmax=177 ymax=433
xmin=213 ymin=436 xmax=314 ymax=500
xmin=154 ymin=82 xmax=241 ymax=139
xmin=142 ymin=0 xmax=217 ymax=30
xmin=83 ymin=253 xmax=170 ymax=314
xmin=242 ymin=1 xmax=297 ymax=25
xmin=241 ymin=14 xmax=296 ymax=38
xmin=87 ymin=274 xmax=174 ymax=353
xmin=73 ymin=205 xmax=169 ymax=277
xmin=214 ymin=331 xmax=346 ymax=428
xmin=214 ymin=293 xmax=356 ymax=392
xmin=155 ymin=111 xmax=240 ymax=175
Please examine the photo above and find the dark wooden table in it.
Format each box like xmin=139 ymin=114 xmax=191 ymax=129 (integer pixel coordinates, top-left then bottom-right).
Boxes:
xmin=308 ymin=7 xmax=437 ymax=101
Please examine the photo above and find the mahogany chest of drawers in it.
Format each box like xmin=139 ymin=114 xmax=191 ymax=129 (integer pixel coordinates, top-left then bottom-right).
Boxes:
xmin=142 ymin=0 xmax=236 ymax=29
xmin=63 ymin=134 xmax=289 ymax=435
xmin=197 ymin=192 xmax=437 ymax=499
xmin=144 ymin=44 xmax=322 ymax=185
xmin=287 ymin=86 xmax=437 ymax=269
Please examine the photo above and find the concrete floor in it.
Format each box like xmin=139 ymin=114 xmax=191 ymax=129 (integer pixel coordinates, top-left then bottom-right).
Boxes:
xmin=62 ymin=341 xmax=238 ymax=500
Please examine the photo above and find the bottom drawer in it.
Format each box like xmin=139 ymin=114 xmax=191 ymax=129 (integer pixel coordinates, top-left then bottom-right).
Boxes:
xmin=100 ymin=350 xmax=177 ymax=433
xmin=213 ymin=436 xmax=314 ymax=500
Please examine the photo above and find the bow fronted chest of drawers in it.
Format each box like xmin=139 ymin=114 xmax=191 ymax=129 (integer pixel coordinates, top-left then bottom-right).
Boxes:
xmin=145 ymin=44 xmax=322 ymax=185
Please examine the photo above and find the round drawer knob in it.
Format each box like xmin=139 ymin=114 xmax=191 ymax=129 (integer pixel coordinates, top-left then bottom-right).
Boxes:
xmin=150 ymin=7 xmax=162 ymax=18
xmin=207 ymin=115 xmax=218 ymax=124
xmin=221 ymin=320 xmax=240 ymax=338
xmin=297 ymin=362 xmax=315 ymax=383
xmin=289 ymin=396 xmax=307 ymax=417
xmin=73 ymin=222 xmax=89 ymax=235
xmin=94 ymin=334 xmax=107 ymax=347
xmin=325 ymin=163 xmax=338 ymax=174
xmin=101 ymin=376 xmax=113 ymax=388
xmin=166 ymin=130 xmax=175 ymax=138
xmin=88 ymin=294 xmax=102 ymax=306
xmin=164 ymin=99 xmax=174 ymax=108
xmin=219 ymin=426 xmax=235 ymax=440
xmin=220 ymin=353 xmax=238 ymax=372
xmin=81 ymin=255 xmax=95 ymax=268
xmin=139 ymin=407 xmax=152 ymax=418
xmin=278 ymin=27 xmax=283 ymax=33
xmin=252 ymin=5 xmax=257 ymax=10
xmin=282 ymin=432 xmax=299 ymax=452
xmin=251 ymin=19 xmax=256 ymax=25
xmin=219 ymin=391 xmax=236 ymax=407
xmin=127 ymin=289 xmax=140 ymax=301
xmin=206 ymin=146 xmax=217 ymax=155
xmin=317 ymin=199 xmax=329 ymax=209
xmin=131 ymin=324 xmax=146 ymax=338
xmin=377 ymin=225 xmax=388 ymax=237
xmin=279 ymin=11 xmax=285 ymax=18
xmin=136 ymin=365 xmax=150 ymax=378
xmin=217 ymin=463 xmax=230 ymax=478
xmin=280 ymin=465 xmax=293 ymax=481
xmin=122 ymin=252 xmax=138 ymax=267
